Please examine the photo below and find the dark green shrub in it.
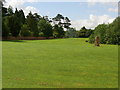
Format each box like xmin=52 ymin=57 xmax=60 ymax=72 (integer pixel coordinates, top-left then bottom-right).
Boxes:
xmin=20 ymin=24 xmax=32 ymax=37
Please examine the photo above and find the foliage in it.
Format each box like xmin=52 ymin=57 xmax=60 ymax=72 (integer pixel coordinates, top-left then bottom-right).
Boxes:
xmin=2 ymin=6 xmax=7 ymax=17
xmin=20 ymin=24 xmax=32 ymax=37
xmin=52 ymin=14 xmax=71 ymax=29
xmin=53 ymin=24 xmax=65 ymax=38
xmin=78 ymin=26 xmax=93 ymax=38
xmin=26 ymin=12 xmax=39 ymax=37
xmin=7 ymin=6 xmax=13 ymax=16
xmin=2 ymin=17 xmax=9 ymax=37
xmin=89 ymin=17 xmax=120 ymax=45
xmin=38 ymin=19 xmax=53 ymax=38
xmin=2 ymin=3 xmax=120 ymax=45
xmin=65 ymin=28 xmax=78 ymax=38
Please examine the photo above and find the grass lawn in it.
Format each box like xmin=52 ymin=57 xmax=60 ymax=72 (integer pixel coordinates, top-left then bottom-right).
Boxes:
xmin=2 ymin=38 xmax=118 ymax=88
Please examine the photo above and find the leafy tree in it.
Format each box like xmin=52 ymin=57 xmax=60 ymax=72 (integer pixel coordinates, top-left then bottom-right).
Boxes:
xmin=53 ymin=24 xmax=65 ymax=38
xmin=2 ymin=4 xmax=7 ymax=17
xmin=63 ymin=17 xmax=71 ymax=29
xmin=2 ymin=17 xmax=9 ymax=37
xmin=19 ymin=9 xmax=25 ymax=24
xmin=26 ymin=12 xmax=39 ymax=37
xmin=38 ymin=19 xmax=53 ymax=38
xmin=20 ymin=24 xmax=32 ymax=37
xmin=4 ymin=9 xmax=21 ymax=37
xmin=43 ymin=16 xmax=50 ymax=22
xmin=52 ymin=14 xmax=71 ymax=32
xmin=89 ymin=24 xmax=108 ymax=44
xmin=65 ymin=28 xmax=78 ymax=38
xmin=89 ymin=17 xmax=120 ymax=45
xmin=8 ymin=9 xmax=22 ymax=37
xmin=11 ymin=15 xmax=21 ymax=37
xmin=52 ymin=14 xmax=64 ymax=26
xmin=78 ymin=26 xmax=93 ymax=38
xmin=7 ymin=6 xmax=13 ymax=16
xmin=53 ymin=14 xmax=64 ymax=22
xmin=34 ymin=13 xmax=41 ymax=22
xmin=105 ymin=17 xmax=120 ymax=44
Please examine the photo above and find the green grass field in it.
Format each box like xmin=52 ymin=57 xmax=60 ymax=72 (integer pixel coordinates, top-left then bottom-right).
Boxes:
xmin=2 ymin=38 xmax=118 ymax=88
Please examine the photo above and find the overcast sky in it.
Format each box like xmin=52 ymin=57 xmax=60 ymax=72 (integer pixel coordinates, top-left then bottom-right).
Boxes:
xmin=4 ymin=0 xmax=119 ymax=30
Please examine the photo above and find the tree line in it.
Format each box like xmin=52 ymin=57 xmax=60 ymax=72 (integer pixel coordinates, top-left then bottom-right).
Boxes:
xmin=1 ymin=2 xmax=120 ymax=45
xmin=89 ymin=17 xmax=120 ymax=45
xmin=2 ymin=4 xmax=93 ymax=39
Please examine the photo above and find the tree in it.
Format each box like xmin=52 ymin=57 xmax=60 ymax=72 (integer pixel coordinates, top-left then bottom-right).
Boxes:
xmin=105 ymin=17 xmax=120 ymax=44
xmin=63 ymin=17 xmax=71 ymax=29
xmin=2 ymin=4 xmax=7 ymax=17
xmin=53 ymin=14 xmax=71 ymax=28
xmin=26 ymin=12 xmax=39 ymax=37
xmin=53 ymin=24 xmax=65 ymax=38
xmin=8 ymin=8 xmax=22 ymax=37
xmin=38 ymin=19 xmax=53 ymax=38
xmin=52 ymin=14 xmax=64 ymax=27
xmin=4 ymin=9 xmax=21 ymax=37
xmin=34 ymin=13 xmax=41 ymax=22
xmin=20 ymin=24 xmax=32 ymax=37
xmin=2 ymin=17 xmax=9 ymax=37
xmin=19 ymin=9 xmax=25 ymax=24
xmin=89 ymin=17 xmax=120 ymax=45
xmin=7 ymin=6 xmax=13 ymax=16
xmin=65 ymin=28 xmax=78 ymax=38
xmin=11 ymin=15 xmax=21 ymax=37
xmin=89 ymin=24 xmax=108 ymax=44
xmin=78 ymin=26 xmax=93 ymax=38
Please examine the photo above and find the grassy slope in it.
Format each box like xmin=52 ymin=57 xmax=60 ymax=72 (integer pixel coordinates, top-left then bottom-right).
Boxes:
xmin=2 ymin=38 xmax=118 ymax=88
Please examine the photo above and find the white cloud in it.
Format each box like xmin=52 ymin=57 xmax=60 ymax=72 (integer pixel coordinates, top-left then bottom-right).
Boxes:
xmin=87 ymin=0 xmax=119 ymax=6
xmin=108 ymin=8 xmax=118 ymax=12
xmin=71 ymin=14 xmax=115 ymax=30
xmin=24 ymin=6 xmax=40 ymax=16
xmin=87 ymin=0 xmax=119 ymax=3
xmin=4 ymin=0 xmax=40 ymax=8
xmin=4 ymin=0 xmax=40 ymax=16
xmin=4 ymin=0 xmax=25 ymax=9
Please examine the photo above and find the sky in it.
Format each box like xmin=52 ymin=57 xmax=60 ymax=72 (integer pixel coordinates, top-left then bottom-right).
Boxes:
xmin=3 ymin=0 xmax=119 ymax=30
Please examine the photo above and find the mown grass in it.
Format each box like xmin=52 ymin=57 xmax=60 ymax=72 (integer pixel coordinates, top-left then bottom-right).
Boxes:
xmin=2 ymin=38 xmax=118 ymax=88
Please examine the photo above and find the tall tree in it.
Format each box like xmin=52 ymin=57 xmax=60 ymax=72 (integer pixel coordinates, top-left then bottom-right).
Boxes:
xmin=52 ymin=14 xmax=64 ymax=26
xmin=63 ymin=17 xmax=71 ymax=29
xmin=1 ymin=3 xmax=7 ymax=17
xmin=26 ymin=12 xmax=39 ymax=36
xmin=53 ymin=14 xmax=71 ymax=30
xmin=2 ymin=17 xmax=9 ymax=37
xmin=53 ymin=24 xmax=65 ymax=38
xmin=19 ymin=9 xmax=25 ymax=24
xmin=38 ymin=19 xmax=53 ymax=38
xmin=7 ymin=6 xmax=13 ymax=16
xmin=65 ymin=28 xmax=78 ymax=38
xmin=78 ymin=26 xmax=93 ymax=38
xmin=34 ymin=13 xmax=41 ymax=22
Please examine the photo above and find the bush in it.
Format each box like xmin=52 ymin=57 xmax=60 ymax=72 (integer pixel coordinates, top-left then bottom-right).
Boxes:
xmin=89 ymin=24 xmax=108 ymax=44
xmin=20 ymin=24 xmax=32 ymax=37
xmin=89 ymin=17 xmax=120 ymax=45
xmin=2 ymin=18 xmax=10 ymax=37
xmin=89 ymin=34 xmax=95 ymax=43
xmin=65 ymin=28 xmax=78 ymax=38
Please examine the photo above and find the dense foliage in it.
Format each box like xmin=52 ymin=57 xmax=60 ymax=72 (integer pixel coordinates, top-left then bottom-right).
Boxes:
xmin=89 ymin=17 xmax=120 ymax=45
xmin=2 ymin=5 xmax=71 ymax=38
xmin=65 ymin=28 xmax=78 ymax=38
xmin=2 ymin=3 xmax=120 ymax=45
xmin=78 ymin=26 xmax=93 ymax=38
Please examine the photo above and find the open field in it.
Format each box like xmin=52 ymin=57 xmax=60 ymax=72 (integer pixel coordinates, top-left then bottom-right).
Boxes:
xmin=2 ymin=38 xmax=118 ymax=88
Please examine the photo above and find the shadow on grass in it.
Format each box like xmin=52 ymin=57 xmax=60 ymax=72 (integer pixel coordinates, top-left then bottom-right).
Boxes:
xmin=2 ymin=40 xmax=26 ymax=42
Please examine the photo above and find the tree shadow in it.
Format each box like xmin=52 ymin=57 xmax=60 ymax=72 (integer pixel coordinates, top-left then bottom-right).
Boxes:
xmin=2 ymin=40 xmax=26 ymax=42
